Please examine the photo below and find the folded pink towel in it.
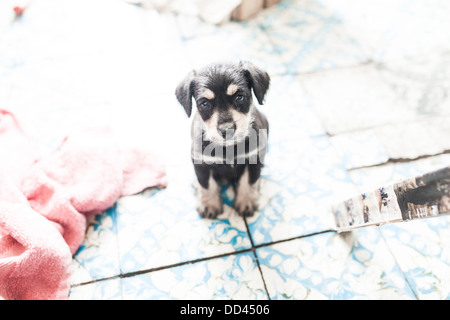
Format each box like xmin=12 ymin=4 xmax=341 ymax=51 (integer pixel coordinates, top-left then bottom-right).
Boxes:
xmin=0 ymin=110 xmax=167 ymax=300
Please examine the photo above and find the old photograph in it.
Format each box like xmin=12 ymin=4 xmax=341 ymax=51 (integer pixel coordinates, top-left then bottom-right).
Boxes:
xmin=334 ymin=166 xmax=450 ymax=232
xmin=394 ymin=166 xmax=450 ymax=221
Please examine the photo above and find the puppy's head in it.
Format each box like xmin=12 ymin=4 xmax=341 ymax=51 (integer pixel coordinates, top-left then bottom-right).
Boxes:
xmin=175 ymin=61 xmax=270 ymax=144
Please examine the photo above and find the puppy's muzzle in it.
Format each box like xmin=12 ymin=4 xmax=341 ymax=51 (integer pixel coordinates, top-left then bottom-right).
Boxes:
xmin=218 ymin=122 xmax=236 ymax=139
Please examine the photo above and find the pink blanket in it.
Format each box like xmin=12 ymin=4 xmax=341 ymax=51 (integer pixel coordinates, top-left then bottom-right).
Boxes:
xmin=0 ymin=110 xmax=167 ymax=300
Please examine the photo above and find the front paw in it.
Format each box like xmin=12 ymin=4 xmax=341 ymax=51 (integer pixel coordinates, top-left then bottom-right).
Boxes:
xmin=197 ymin=202 xmax=223 ymax=219
xmin=234 ymin=197 xmax=258 ymax=217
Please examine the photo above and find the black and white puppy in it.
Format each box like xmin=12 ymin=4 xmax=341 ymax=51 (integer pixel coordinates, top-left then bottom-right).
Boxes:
xmin=175 ymin=61 xmax=270 ymax=219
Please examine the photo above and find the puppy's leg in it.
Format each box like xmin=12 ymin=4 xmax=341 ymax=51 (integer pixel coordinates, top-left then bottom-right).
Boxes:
xmin=234 ymin=165 xmax=261 ymax=217
xmin=194 ymin=165 xmax=223 ymax=219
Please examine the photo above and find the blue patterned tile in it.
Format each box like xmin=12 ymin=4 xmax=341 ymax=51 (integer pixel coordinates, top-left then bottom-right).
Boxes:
xmin=71 ymin=208 xmax=120 ymax=284
xmin=248 ymin=136 xmax=358 ymax=245
xmin=254 ymin=0 xmax=339 ymax=29
xmin=330 ymin=130 xmax=389 ymax=170
xmin=374 ymin=121 xmax=450 ymax=160
xmin=257 ymin=228 xmax=416 ymax=299
xmin=266 ymin=23 xmax=368 ymax=74
xmin=121 ymin=252 xmax=268 ymax=299
xmin=261 ymin=75 xmax=326 ymax=141
xmin=254 ymin=0 xmax=369 ymax=74
xmin=116 ymin=181 xmax=252 ymax=274
xmin=349 ymin=154 xmax=450 ymax=193
xmin=391 ymin=155 xmax=450 ymax=180
xmin=381 ymin=216 xmax=450 ymax=299
xmin=69 ymin=279 xmax=122 ymax=300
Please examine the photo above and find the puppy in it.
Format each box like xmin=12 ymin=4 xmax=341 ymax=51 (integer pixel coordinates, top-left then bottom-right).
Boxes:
xmin=175 ymin=61 xmax=270 ymax=219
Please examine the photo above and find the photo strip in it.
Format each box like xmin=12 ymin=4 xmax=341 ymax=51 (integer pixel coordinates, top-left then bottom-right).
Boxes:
xmin=333 ymin=166 xmax=450 ymax=233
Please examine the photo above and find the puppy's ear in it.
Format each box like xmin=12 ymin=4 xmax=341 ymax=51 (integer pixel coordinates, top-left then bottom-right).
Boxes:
xmin=240 ymin=61 xmax=270 ymax=105
xmin=175 ymin=71 xmax=196 ymax=117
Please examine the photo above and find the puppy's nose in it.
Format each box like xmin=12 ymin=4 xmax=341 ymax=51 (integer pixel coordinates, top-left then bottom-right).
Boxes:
xmin=218 ymin=123 xmax=236 ymax=139
xmin=220 ymin=129 xmax=232 ymax=138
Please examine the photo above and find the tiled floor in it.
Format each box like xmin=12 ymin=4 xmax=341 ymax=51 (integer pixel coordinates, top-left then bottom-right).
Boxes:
xmin=1 ymin=0 xmax=450 ymax=300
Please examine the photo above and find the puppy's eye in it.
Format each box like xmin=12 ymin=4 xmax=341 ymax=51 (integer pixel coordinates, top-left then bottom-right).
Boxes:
xmin=235 ymin=95 xmax=245 ymax=103
xmin=199 ymin=101 xmax=211 ymax=111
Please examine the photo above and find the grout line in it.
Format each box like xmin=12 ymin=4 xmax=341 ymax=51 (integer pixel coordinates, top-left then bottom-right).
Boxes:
xmin=378 ymin=228 xmax=419 ymax=300
xmin=71 ymin=248 xmax=253 ymax=288
xmin=347 ymin=149 xmax=450 ymax=172
xmin=118 ymin=249 xmax=253 ymax=280
xmin=71 ymin=229 xmax=337 ymax=289
xmin=243 ymin=216 xmax=271 ymax=300
xmin=253 ymin=229 xmax=336 ymax=250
